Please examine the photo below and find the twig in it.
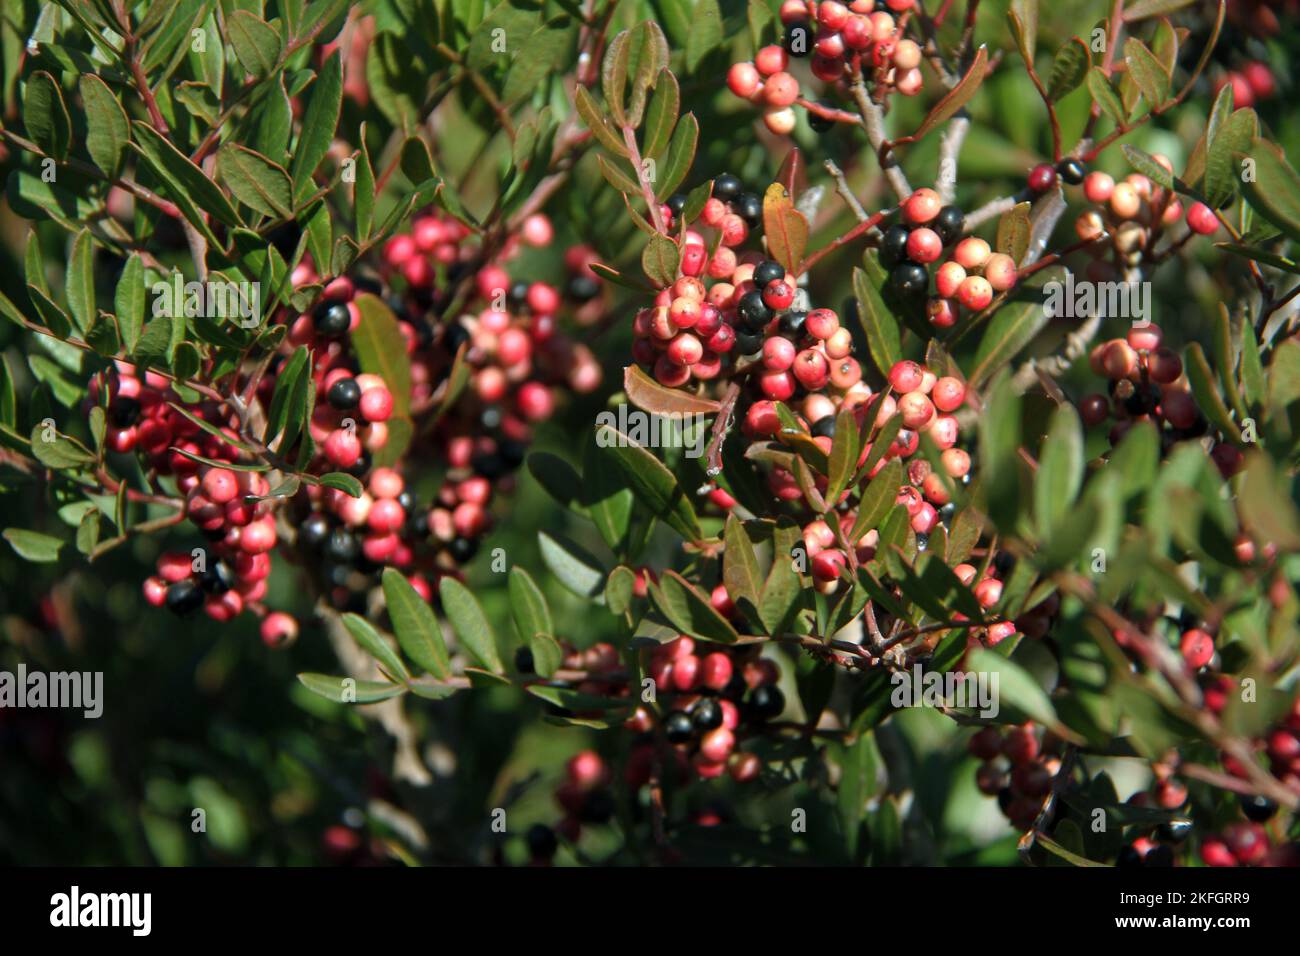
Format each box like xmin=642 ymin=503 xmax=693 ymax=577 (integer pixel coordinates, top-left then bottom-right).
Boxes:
xmin=823 ymin=159 xmax=868 ymax=223
xmin=848 ymin=71 xmax=912 ymax=201
xmin=704 ymin=382 xmax=740 ymax=478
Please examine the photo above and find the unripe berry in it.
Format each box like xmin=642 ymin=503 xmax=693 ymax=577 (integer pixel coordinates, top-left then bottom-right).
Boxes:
xmin=754 ymin=44 xmax=790 ymax=76
xmin=201 ymin=467 xmax=239 ymax=505
xmin=1186 ymin=201 xmax=1219 ymax=235
xmin=935 ymin=260 xmax=966 ymax=298
xmin=956 ymin=275 xmax=993 ymax=311
xmin=261 ymin=611 xmax=299 ymax=649
xmin=903 ymin=188 xmax=942 ymax=225
xmin=953 ymin=237 xmax=991 ymax=270
xmin=805 ymin=308 xmax=840 ymax=340
xmin=1109 ymin=182 xmax=1141 ymax=220
xmin=792 ymin=349 xmax=830 ymax=390
xmin=516 ymin=381 xmax=554 ymax=421
xmin=888 ymin=361 xmax=925 ymax=392
xmin=324 ymin=427 xmax=362 ymax=468
xmin=898 ymin=391 xmax=935 ymax=429
xmin=762 ymin=72 xmax=799 ymax=108
xmin=906 ymin=227 xmax=943 ymax=264
xmin=762 ymin=335 xmax=797 ymax=371
xmin=983 ymin=253 xmax=1018 ymax=292
xmin=932 ymin=376 xmax=966 ymax=412
xmin=1180 ymin=628 xmax=1215 ymax=669
xmin=760 ymin=369 xmax=797 ymax=401
xmin=359 ymin=386 xmax=394 ymax=423
xmin=727 ymin=61 xmax=762 ymax=99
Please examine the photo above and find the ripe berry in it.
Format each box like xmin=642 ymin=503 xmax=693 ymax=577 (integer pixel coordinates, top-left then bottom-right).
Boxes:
xmin=313 ymin=301 xmax=352 ymax=337
xmin=753 ymin=260 xmax=785 ymax=286
xmin=879 ymin=224 xmax=910 ymax=266
xmin=165 ymin=579 xmax=205 ymax=616
xmin=664 ymin=711 xmax=694 ymax=743
xmin=747 ymin=684 xmax=785 ymax=721
xmin=736 ymin=290 xmax=772 ymax=330
xmin=889 ymin=262 xmax=929 ymax=299
xmin=713 ymin=173 xmax=742 ymax=202
xmin=1056 ymin=158 xmax=1086 ymax=185
xmin=1027 ymin=163 xmax=1057 ymax=193
xmin=933 ymin=205 xmax=965 ymax=245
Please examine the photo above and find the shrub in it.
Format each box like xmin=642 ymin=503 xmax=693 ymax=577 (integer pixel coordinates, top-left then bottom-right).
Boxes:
xmin=0 ymin=0 xmax=1298 ymax=868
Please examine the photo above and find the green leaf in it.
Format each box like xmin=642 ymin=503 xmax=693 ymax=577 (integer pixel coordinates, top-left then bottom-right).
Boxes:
xmin=652 ymin=570 xmax=741 ymax=644
xmin=641 ymin=233 xmax=680 ymax=288
xmin=605 ymin=565 xmax=637 ymax=615
xmin=114 ymin=254 xmax=146 ymax=354
xmin=825 ymin=406 xmax=861 ymax=505
xmin=65 ymin=229 xmax=95 ymax=334
xmin=297 ymin=673 xmax=405 ymax=704
xmin=684 ymin=0 xmax=722 ymax=73
xmin=573 ymin=84 xmax=628 ymax=157
xmin=4 ymin=528 xmax=63 ymax=562
xmin=318 ymin=472 xmax=363 ymax=497
xmin=642 ymin=69 xmax=679 ymax=160
xmin=28 ymin=423 xmax=95 ymax=468
xmin=342 ymin=613 xmax=410 ymax=682
xmin=381 ymin=567 xmax=451 ymax=679
xmin=538 ymin=530 xmax=606 ymax=602
xmin=978 ymin=372 xmax=1023 ymax=531
xmin=1239 ymin=140 xmax=1300 ymax=245
xmin=131 ymin=122 xmax=240 ymax=240
xmin=581 ymin=429 xmax=632 ymax=552
xmin=354 ymin=124 xmax=376 ymax=242
xmin=79 ymin=74 xmax=129 ymax=177
xmin=723 ymin=514 xmax=764 ymax=617
xmin=1204 ymin=109 xmax=1257 ymax=210
xmin=653 ymin=112 xmax=698 ymax=202
xmin=289 ymin=52 xmax=343 ymax=202
xmin=595 ymin=422 xmax=702 ymax=541
xmin=508 ymin=567 xmax=560 ymax=677
xmin=348 ymin=295 xmax=410 ymax=414
xmin=439 ymin=577 xmax=504 ymax=673
xmin=264 ymin=345 xmax=311 ymax=452
xmin=966 ymin=649 xmax=1065 ymax=735
xmin=75 ymin=507 xmax=101 ymax=557
xmin=1123 ymin=37 xmax=1170 ymax=110
xmin=849 ymin=458 xmax=903 ymax=543
xmin=1047 ymin=37 xmax=1089 ymax=101
xmin=852 ymin=259 xmax=900 ymax=377
xmin=226 ymin=10 xmax=282 ymax=76
xmin=1086 ymin=68 xmax=1125 ymax=127
xmin=502 ymin=17 xmax=574 ymax=106
xmin=967 ymin=268 xmax=1062 ymax=389
xmin=1035 ymin=403 xmax=1083 ymax=537
xmin=1239 ymin=452 xmax=1300 ymax=551
xmin=24 ymin=71 xmax=70 ymax=159
xmin=758 ymin=517 xmax=805 ymax=635
xmin=1184 ymin=342 xmax=1239 ymax=442
xmin=763 ymin=183 xmax=808 ymax=275
xmin=217 ymin=143 xmax=293 ymax=219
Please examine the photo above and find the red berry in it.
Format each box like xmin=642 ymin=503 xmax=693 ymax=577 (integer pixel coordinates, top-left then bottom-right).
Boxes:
xmin=1027 ymin=163 xmax=1057 ymax=193
xmin=905 ymin=227 xmax=943 ymax=264
xmin=260 ymin=611 xmax=299 ymax=649
xmin=1186 ymin=201 xmax=1219 ymax=235
xmin=727 ymin=61 xmax=761 ymax=99
xmin=902 ymin=188 xmax=942 ymax=225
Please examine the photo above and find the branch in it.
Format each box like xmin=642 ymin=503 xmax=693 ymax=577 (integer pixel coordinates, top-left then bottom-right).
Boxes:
xmin=848 ymin=70 xmax=911 ymax=201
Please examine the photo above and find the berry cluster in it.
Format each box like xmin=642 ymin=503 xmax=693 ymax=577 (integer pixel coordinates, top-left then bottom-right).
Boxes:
xmin=1076 ymin=324 xmax=1243 ymax=475
xmin=969 ymin=723 xmax=1060 ymax=830
xmin=116 ymin=210 xmax=602 ymax=642
xmin=875 ymin=188 xmax=1004 ymax=327
xmin=1072 ymin=160 xmax=1219 ymax=280
xmin=626 ymin=634 xmax=782 ymax=783
xmin=726 ymin=0 xmax=922 ymax=135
